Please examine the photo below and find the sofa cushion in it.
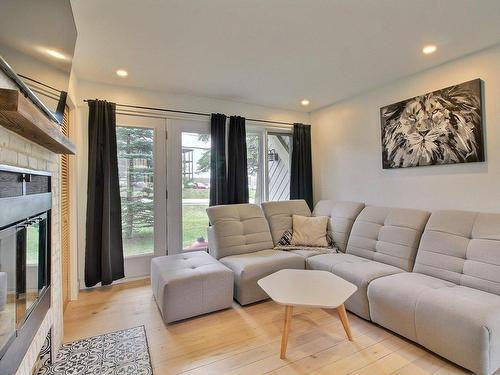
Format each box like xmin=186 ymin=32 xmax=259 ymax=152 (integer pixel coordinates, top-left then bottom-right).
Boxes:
xmin=367 ymin=272 xmax=454 ymax=341
xmin=220 ymin=249 xmax=305 ymax=305
xmin=415 ymin=285 xmax=500 ymax=375
xmin=312 ymin=200 xmax=365 ymax=252
xmin=346 ymin=206 xmax=430 ymax=271
xmin=206 ymin=204 xmax=274 ymax=259
xmin=291 ymin=215 xmax=329 ymax=247
xmin=261 ymin=200 xmax=311 ymax=245
xmin=414 ymin=210 xmax=500 ymax=296
xmin=307 ymin=253 xmax=403 ymax=319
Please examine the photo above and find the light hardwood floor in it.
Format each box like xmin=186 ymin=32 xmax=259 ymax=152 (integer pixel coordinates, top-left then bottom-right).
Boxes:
xmin=63 ymin=279 xmax=471 ymax=375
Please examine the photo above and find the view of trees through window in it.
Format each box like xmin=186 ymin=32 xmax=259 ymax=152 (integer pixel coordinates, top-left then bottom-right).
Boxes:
xmin=117 ymin=126 xmax=155 ymax=257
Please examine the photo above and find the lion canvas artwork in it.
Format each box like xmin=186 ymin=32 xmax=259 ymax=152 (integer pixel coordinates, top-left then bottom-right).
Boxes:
xmin=380 ymin=79 xmax=484 ymax=169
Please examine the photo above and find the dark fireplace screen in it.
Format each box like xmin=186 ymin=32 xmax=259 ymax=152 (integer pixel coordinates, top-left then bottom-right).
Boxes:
xmin=0 ymin=166 xmax=51 ymax=366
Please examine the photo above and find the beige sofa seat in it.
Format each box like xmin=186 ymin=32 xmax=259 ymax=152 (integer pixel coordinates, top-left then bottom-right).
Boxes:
xmin=308 ymin=253 xmax=403 ymax=319
xmin=367 ymin=272 xmax=454 ymax=341
xmin=207 ymin=203 xmax=305 ymax=305
xmin=416 ymin=285 xmax=500 ymax=375
xmin=369 ymin=210 xmax=500 ymax=375
xmin=307 ymin=206 xmax=430 ymax=319
xmin=219 ymin=249 xmax=304 ymax=305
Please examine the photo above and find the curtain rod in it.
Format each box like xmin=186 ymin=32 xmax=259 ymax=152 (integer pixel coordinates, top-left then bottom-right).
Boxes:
xmin=83 ymin=99 xmax=297 ymax=126
xmin=19 ymin=74 xmax=62 ymax=93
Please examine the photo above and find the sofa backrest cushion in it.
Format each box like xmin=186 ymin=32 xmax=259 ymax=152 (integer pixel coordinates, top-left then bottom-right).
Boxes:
xmin=313 ymin=200 xmax=365 ymax=252
xmin=414 ymin=210 xmax=500 ymax=295
xmin=347 ymin=206 xmax=430 ymax=271
xmin=261 ymin=200 xmax=311 ymax=245
xmin=206 ymin=204 xmax=274 ymax=259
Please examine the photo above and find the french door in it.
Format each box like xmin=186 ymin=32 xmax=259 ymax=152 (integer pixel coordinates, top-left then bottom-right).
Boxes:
xmin=166 ymin=118 xmax=211 ymax=254
xmin=115 ymin=114 xmax=167 ymax=277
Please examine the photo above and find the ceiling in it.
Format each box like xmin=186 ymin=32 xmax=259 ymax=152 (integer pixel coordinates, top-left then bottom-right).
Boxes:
xmin=70 ymin=0 xmax=500 ymax=112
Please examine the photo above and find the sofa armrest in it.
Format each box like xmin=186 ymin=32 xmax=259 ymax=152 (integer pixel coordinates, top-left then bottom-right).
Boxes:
xmin=207 ymin=226 xmax=219 ymax=259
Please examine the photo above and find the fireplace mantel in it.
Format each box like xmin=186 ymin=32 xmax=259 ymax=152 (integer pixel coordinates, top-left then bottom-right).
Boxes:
xmin=0 ymin=89 xmax=75 ymax=155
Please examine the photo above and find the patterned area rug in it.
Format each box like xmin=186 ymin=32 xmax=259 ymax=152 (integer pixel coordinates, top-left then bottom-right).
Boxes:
xmin=37 ymin=326 xmax=153 ymax=375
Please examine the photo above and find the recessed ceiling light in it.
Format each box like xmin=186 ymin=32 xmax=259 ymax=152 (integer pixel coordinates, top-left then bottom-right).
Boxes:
xmin=422 ymin=45 xmax=437 ymax=55
xmin=46 ymin=49 xmax=67 ymax=60
xmin=301 ymin=99 xmax=310 ymax=106
xmin=116 ymin=69 xmax=128 ymax=77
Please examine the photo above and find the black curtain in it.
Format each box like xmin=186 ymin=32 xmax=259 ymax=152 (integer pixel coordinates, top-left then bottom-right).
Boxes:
xmin=226 ymin=116 xmax=249 ymax=204
xmin=290 ymin=123 xmax=313 ymax=209
xmin=85 ymin=100 xmax=124 ymax=287
xmin=209 ymin=113 xmax=227 ymax=206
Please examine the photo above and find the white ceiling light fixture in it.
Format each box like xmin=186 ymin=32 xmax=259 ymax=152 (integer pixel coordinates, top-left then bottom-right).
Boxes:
xmin=301 ymin=99 xmax=310 ymax=106
xmin=116 ymin=69 xmax=129 ymax=77
xmin=422 ymin=45 xmax=437 ymax=55
xmin=46 ymin=49 xmax=68 ymax=60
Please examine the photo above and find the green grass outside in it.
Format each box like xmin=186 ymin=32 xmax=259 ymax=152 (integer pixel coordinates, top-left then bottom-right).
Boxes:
xmin=121 ymin=203 xmax=209 ymax=255
xmin=182 ymin=205 xmax=209 ymax=248
xmin=182 ymin=188 xmax=256 ymax=199
xmin=182 ymin=188 xmax=209 ymax=199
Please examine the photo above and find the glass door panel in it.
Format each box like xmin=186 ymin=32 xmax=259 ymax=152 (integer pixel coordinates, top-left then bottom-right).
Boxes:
xmin=267 ymin=133 xmax=291 ymax=201
xmin=181 ymin=132 xmax=210 ymax=251
xmin=117 ymin=126 xmax=155 ymax=257
xmin=246 ymin=132 xmax=263 ymax=204
xmin=110 ymin=114 xmax=166 ymax=281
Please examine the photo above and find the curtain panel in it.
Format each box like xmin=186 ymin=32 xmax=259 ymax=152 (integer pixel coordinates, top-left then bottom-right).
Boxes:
xmin=209 ymin=113 xmax=227 ymax=206
xmin=290 ymin=123 xmax=313 ymax=209
xmin=85 ymin=100 xmax=125 ymax=287
xmin=226 ymin=116 xmax=249 ymax=204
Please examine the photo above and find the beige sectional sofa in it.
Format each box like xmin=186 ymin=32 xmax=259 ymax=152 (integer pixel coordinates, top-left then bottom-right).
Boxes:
xmin=206 ymin=199 xmax=500 ymax=375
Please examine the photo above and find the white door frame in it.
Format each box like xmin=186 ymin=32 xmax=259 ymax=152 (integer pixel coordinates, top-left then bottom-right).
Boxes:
xmin=116 ymin=113 xmax=167 ymax=277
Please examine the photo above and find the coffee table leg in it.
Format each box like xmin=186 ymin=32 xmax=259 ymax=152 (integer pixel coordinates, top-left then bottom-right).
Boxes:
xmin=280 ymin=305 xmax=293 ymax=359
xmin=337 ymin=304 xmax=353 ymax=341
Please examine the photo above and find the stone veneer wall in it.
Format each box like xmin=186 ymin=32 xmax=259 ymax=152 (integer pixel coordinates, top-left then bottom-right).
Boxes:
xmin=0 ymin=73 xmax=63 ymax=374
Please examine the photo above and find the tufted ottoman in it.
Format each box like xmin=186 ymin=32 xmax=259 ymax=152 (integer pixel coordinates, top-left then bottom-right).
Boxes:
xmin=151 ymin=251 xmax=234 ymax=323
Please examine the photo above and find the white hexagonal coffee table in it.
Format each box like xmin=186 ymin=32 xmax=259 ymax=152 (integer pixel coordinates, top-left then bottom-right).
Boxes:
xmin=258 ymin=269 xmax=358 ymax=359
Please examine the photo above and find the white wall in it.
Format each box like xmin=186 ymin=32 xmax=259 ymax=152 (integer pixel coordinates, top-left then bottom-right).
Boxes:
xmin=311 ymin=45 xmax=500 ymax=213
xmin=73 ymin=80 xmax=309 ymax=289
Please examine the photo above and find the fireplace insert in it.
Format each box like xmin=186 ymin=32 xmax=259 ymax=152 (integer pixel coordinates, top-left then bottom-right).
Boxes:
xmin=0 ymin=165 xmax=51 ymax=373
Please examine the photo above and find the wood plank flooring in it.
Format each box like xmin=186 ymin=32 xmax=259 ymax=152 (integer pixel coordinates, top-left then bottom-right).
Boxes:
xmin=63 ymin=279 xmax=471 ymax=375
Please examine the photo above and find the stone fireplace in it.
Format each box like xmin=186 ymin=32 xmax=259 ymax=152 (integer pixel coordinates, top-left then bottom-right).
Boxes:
xmin=0 ymin=72 xmax=63 ymax=375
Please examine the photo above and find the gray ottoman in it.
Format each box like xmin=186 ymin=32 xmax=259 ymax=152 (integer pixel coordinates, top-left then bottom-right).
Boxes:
xmin=151 ymin=251 xmax=233 ymax=323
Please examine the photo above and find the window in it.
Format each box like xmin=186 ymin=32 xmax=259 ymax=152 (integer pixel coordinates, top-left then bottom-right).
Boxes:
xmin=116 ymin=126 xmax=155 ymax=257
xmin=246 ymin=131 xmax=291 ymax=203
xmin=267 ymin=133 xmax=291 ymax=201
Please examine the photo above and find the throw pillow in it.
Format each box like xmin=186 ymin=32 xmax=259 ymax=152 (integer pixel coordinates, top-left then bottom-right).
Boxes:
xmin=291 ymin=215 xmax=329 ymax=247
xmin=277 ymin=229 xmax=293 ymax=246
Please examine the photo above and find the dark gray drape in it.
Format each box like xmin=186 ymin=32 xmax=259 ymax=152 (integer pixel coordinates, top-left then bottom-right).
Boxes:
xmin=209 ymin=113 xmax=227 ymax=206
xmin=85 ymin=100 xmax=124 ymax=287
xmin=290 ymin=123 xmax=313 ymax=209
xmin=227 ymin=116 xmax=249 ymax=204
